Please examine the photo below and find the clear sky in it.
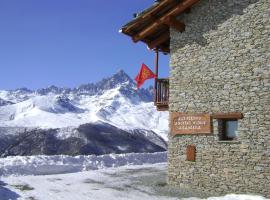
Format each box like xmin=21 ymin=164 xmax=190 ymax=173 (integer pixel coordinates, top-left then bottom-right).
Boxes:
xmin=0 ymin=0 xmax=169 ymax=90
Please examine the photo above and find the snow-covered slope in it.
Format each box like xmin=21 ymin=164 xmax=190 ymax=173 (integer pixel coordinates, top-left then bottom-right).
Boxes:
xmin=0 ymin=155 xmax=267 ymax=200
xmin=0 ymin=122 xmax=167 ymax=157
xmin=0 ymin=70 xmax=168 ymax=140
xmin=0 ymin=152 xmax=167 ymax=176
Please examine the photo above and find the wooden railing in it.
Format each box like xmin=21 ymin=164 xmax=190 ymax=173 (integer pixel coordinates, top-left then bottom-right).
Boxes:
xmin=155 ymin=78 xmax=169 ymax=111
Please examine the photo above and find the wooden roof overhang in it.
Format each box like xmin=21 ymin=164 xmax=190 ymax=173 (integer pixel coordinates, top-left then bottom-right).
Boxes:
xmin=120 ymin=0 xmax=201 ymax=54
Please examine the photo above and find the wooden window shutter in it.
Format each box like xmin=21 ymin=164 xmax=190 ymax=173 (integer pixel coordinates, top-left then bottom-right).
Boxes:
xmin=186 ymin=145 xmax=196 ymax=161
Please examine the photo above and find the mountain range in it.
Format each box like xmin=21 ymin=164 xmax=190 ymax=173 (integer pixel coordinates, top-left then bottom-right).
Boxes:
xmin=0 ymin=70 xmax=168 ymax=156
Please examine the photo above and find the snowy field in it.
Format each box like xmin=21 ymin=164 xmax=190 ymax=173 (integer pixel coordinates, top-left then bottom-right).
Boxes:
xmin=0 ymin=152 xmax=167 ymax=176
xmin=0 ymin=153 xmax=268 ymax=200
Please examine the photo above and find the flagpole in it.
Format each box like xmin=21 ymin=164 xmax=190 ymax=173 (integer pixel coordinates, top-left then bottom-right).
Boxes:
xmin=154 ymin=49 xmax=159 ymax=104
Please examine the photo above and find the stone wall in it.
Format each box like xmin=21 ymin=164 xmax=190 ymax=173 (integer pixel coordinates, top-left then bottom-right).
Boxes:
xmin=168 ymin=0 xmax=270 ymax=197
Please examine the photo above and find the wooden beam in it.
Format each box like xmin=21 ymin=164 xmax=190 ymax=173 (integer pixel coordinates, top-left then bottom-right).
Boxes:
xmin=154 ymin=49 xmax=159 ymax=104
xmin=185 ymin=7 xmax=191 ymax=13
xmin=212 ymin=113 xmax=243 ymax=119
xmin=159 ymin=46 xmax=170 ymax=53
xmin=132 ymin=0 xmax=200 ymax=42
xmin=147 ymin=32 xmax=170 ymax=50
xmin=124 ymin=0 xmax=175 ymax=33
xmin=164 ymin=16 xmax=185 ymax=32
xmin=141 ymin=0 xmax=175 ymax=20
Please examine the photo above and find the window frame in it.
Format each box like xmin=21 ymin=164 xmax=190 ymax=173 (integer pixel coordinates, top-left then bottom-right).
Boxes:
xmin=212 ymin=113 xmax=243 ymax=141
xmin=218 ymin=118 xmax=238 ymax=141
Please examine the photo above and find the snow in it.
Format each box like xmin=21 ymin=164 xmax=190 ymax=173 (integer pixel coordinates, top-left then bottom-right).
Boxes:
xmin=0 ymin=73 xmax=266 ymax=199
xmin=185 ymin=195 xmax=268 ymax=200
xmin=0 ymin=163 xmax=173 ymax=200
xmin=0 ymin=161 xmax=268 ymax=200
xmin=0 ymin=152 xmax=167 ymax=176
xmin=0 ymin=86 xmax=168 ymax=140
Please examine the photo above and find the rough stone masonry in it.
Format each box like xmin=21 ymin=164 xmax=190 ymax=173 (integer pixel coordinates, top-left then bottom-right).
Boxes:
xmin=168 ymin=0 xmax=270 ymax=197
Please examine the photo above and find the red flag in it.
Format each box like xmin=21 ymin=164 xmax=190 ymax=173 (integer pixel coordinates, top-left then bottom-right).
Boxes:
xmin=135 ymin=63 xmax=156 ymax=88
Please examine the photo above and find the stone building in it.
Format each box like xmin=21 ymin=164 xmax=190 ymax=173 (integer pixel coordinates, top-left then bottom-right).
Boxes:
xmin=121 ymin=0 xmax=270 ymax=197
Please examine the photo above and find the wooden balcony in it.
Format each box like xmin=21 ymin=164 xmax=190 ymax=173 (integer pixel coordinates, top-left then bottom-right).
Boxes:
xmin=155 ymin=78 xmax=169 ymax=111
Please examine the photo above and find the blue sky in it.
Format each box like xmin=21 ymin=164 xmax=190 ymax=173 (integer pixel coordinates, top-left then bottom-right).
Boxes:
xmin=0 ymin=0 xmax=169 ymax=90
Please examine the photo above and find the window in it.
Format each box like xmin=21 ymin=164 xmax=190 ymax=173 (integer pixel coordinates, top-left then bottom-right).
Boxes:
xmin=218 ymin=119 xmax=238 ymax=140
xmin=213 ymin=113 xmax=242 ymax=141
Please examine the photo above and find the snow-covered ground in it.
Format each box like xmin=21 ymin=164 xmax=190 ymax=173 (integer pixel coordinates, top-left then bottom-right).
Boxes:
xmin=0 ymin=152 xmax=167 ymax=176
xmin=0 ymin=153 xmax=268 ymax=200
xmin=0 ymin=164 xmax=267 ymax=200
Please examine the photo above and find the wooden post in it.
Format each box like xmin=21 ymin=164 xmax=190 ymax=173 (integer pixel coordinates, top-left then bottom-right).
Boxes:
xmin=154 ymin=49 xmax=159 ymax=104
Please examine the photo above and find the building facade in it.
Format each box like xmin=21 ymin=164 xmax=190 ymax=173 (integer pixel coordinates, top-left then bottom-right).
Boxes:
xmin=169 ymin=0 xmax=269 ymax=197
xmin=121 ymin=0 xmax=270 ymax=197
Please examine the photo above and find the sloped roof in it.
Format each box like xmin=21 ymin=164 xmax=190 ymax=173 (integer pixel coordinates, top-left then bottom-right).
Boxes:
xmin=120 ymin=0 xmax=200 ymax=54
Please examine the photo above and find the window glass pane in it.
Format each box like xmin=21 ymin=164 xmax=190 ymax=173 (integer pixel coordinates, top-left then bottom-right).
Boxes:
xmin=226 ymin=120 xmax=238 ymax=138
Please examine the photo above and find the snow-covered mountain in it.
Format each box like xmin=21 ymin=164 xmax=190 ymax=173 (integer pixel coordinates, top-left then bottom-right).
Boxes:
xmin=0 ymin=123 xmax=167 ymax=157
xmin=0 ymin=70 xmax=168 ymax=140
xmin=0 ymin=70 xmax=168 ymax=156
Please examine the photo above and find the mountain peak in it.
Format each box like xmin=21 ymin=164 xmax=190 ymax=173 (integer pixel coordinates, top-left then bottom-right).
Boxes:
xmin=14 ymin=87 xmax=32 ymax=93
xmin=74 ymin=70 xmax=152 ymax=101
xmin=1 ymin=70 xmax=153 ymax=102
xmin=111 ymin=69 xmax=134 ymax=85
xmin=116 ymin=69 xmax=125 ymax=75
xmin=94 ymin=70 xmax=135 ymax=91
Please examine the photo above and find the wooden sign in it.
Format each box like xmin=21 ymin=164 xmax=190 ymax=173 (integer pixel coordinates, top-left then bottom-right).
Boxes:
xmin=171 ymin=113 xmax=212 ymax=135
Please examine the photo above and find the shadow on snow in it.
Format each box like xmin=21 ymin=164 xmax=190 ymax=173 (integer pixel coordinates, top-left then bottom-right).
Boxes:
xmin=0 ymin=180 xmax=20 ymax=200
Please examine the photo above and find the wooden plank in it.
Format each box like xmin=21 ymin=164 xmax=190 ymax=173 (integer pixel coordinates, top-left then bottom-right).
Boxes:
xmin=186 ymin=145 xmax=196 ymax=161
xmin=155 ymin=78 xmax=169 ymax=107
xmin=141 ymin=0 xmax=174 ymax=19
xmin=212 ymin=113 xmax=243 ymax=119
xmin=147 ymin=32 xmax=170 ymax=49
xmin=156 ymin=104 xmax=169 ymax=111
xmin=158 ymin=81 xmax=161 ymax=102
xmin=154 ymin=50 xmax=159 ymax=103
xmin=164 ymin=16 xmax=185 ymax=32
xmin=132 ymin=0 xmax=200 ymax=42
xmin=124 ymin=0 xmax=175 ymax=33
